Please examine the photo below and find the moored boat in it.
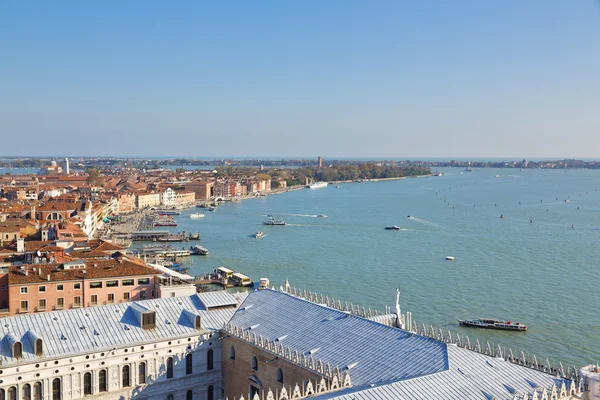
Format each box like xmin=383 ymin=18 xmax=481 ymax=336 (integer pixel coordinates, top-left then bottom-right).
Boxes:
xmin=458 ymin=318 xmax=527 ymax=331
xmin=190 ymin=245 xmax=209 ymax=255
xmin=258 ymin=277 xmax=270 ymax=290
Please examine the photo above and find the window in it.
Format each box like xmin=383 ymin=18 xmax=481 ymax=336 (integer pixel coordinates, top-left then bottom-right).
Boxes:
xmin=186 ymin=390 xmax=193 ymax=400
xmin=23 ymin=384 xmax=31 ymax=400
xmin=38 ymin=286 xmax=46 ymax=293
xmin=139 ymin=290 xmax=146 ymax=300
xmin=13 ymin=341 xmax=22 ymax=358
xmin=138 ymin=362 xmax=146 ymax=384
xmin=207 ymin=386 xmax=214 ymax=400
xmin=52 ymin=378 xmax=61 ymax=400
xmin=0 ymin=389 xmax=4 ymax=400
xmin=207 ymin=349 xmax=214 ymax=371
xmin=122 ymin=365 xmax=130 ymax=387
xmin=89 ymin=282 xmax=102 ymax=289
xmin=84 ymin=372 xmax=92 ymax=395
xmin=56 ymin=298 xmax=64 ymax=309
xmin=251 ymin=356 xmax=258 ymax=371
xmin=20 ymin=300 xmax=29 ymax=312
xmin=33 ymin=382 xmax=42 ymax=400
xmin=122 ymin=279 xmax=134 ymax=286
xmin=99 ymin=370 xmax=107 ymax=392
xmin=38 ymin=299 xmax=47 ymax=311
xmin=20 ymin=287 xmax=28 ymax=294
xmin=106 ymin=280 xmax=118 ymax=288
xmin=276 ymin=368 xmax=284 ymax=384
xmin=170 ymin=292 xmax=176 ymax=297
xmin=57 ymin=284 xmax=63 ymax=291
xmin=7 ymin=388 xmax=15 ymax=400
xmin=90 ymin=295 xmax=98 ymax=305
xmin=74 ymin=283 xmax=81 ymax=290
xmin=123 ymin=292 xmax=130 ymax=301
xmin=186 ymin=353 xmax=193 ymax=375
xmin=229 ymin=345 xmax=235 ymax=360
xmin=141 ymin=311 xmax=155 ymax=329
xmin=138 ymin=278 xmax=150 ymax=285
xmin=167 ymin=395 xmax=174 ymax=400
xmin=108 ymin=294 xmax=115 ymax=304
xmin=73 ymin=296 xmax=81 ymax=307
xmin=0 ymin=285 xmax=6 ymax=290
xmin=166 ymin=357 xmax=174 ymax=379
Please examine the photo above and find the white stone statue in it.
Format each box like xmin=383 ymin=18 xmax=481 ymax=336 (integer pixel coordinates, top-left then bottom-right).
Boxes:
xmin=394 ymin=288 xmax=404 ymax=329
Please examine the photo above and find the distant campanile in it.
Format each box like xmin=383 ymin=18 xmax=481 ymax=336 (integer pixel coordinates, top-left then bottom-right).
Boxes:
xmin=318 ymin=156 xmax=323 ymax=168
xmin=65 ymin=158 xmax=70 ymax=175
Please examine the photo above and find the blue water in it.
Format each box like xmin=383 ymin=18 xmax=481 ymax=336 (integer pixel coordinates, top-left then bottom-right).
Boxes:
xmin=162 ymin=168 xmax=599 ymax=366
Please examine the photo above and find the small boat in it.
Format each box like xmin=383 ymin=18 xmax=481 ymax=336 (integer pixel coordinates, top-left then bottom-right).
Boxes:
xmin=446 ymin=256 xmax=455 ymax=261
xmin=336 ymin=185 xmax=341 ymax=188
xmin=263 ymin=216 xmax=286 ymax=226
xmin=258 ymin=277 xmax=270 ymax=290
xmin=308 ymin=181 xmax=328 ymax=189
xmin=495 ymin=175 xmax=501 ymax=178
xmin=190 ymin=245 xmax=209 ymax=255
xmin=190 ymin=213 xmax=205 ymax=219
xmin=208 ymin=207 xmax=216 ymax=211
xmin=464 ymin=167 xmax=473 ymax=172
xmin=254 ymin=231 xmax=264 ymax=239
xmin=458 ymin=318 xmax=527 ymax=331
xmin=385 ymin=225 xmax=401 ymax=230
xmin=317 ymin=214 xmax=327 ymax=218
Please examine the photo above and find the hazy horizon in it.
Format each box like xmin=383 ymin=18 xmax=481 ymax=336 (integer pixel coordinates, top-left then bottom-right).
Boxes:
xmin=2 ymin=1 xmax=599 ymax=157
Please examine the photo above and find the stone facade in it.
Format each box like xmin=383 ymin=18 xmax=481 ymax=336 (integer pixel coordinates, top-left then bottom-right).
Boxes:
xmin=221 ymin=336 xmax=321 ymax=400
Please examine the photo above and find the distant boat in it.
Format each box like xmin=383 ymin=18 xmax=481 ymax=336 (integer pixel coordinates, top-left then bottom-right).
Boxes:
xmin=317 ymin=214 xmax=327 ymax=218
xmin=458 ymin=318 xmax=527 ymax=331
xmin=446 ymin=256 xmax=455 ymax=261
xmin=190 ymin=213 xmax=205 ymax=219
xmin=263 ymin=216 xmax=286 ymax=226
xmin=385 ymin=225 xmax=401 ymax=230
xmin=464 ymin=167 xmax=473 ymax=172
xmin=336 ymin=185 xmax=341 ymax=188
xmin=157 ymin=210 xmax=180 ymax=215
xmin=254 ymin=231 xmax=264 ymax=239
xmin=208 ymin=206 xmax=216 ymax=211
xmin=190 ymin=245 xmax=209 ymax=255
xmin=495 ymin=175 xmax=501 ymax=178
xmin=308 ymin=182 xmax=328 ymax=189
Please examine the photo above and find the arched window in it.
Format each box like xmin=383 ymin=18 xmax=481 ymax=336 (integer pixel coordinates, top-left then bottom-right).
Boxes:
xmin=186 ymin=353 xmax=193 ymax=375
xmin=122 ymin=365 xmax=130 ymax=387
xmin=251 ymin=355 xmax=258 ymax=371
xmin=186 ymin=390 xmax=193 ymax=400
xmin=33 ymin=383 xmax=42 ymax=400
xmin=229 ymin=345 xmax=235 ymax=360
xmin=138 ymin=362 xmax=146 ymax=384
xmin=7 ymin=387 xmax=16 ymax=400
xmin=0 ymin=389 xmax=4 ymax=400
xmin=99 ymin=370 xmax=107 ymax=392
xmin=207 ymin=385 xmax=214 ymax=400
xmin=23 ymin=384 xmax=32 ymax=400
xmin=34 ymin=339 xmax=43 ymax=356
xmin=13 ymin=342 xmax=22 ymax=358
xmin=166 ymin=357 xmax=174 ymax=379
xmin=52 ymin=378 xmax=61 ymax=400
xmin=206 ymin=349 xmax=213 ymax=371
xmin=83 ymin=372 xmax=92 ymax=395
xmin=276 ymin=368 xmax=284 ymax=384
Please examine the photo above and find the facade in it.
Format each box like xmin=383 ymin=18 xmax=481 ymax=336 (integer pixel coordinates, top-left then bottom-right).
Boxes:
xmin=116 ymin=193 xmax=137 ymax=214
xmin=185 ymin=181 xmax=213 ymax=200
xmin=5 ymin=259 xmax=159 ymax=316
xmin=162 ymin=188 xmax=176 ymax=206
xmin=136 ymin=192 xmax=161 ymax=209
xmin=0 ymin=291 xmax=247 ymax=400
xmin=174 ymin=191 xmax=195 ymax=206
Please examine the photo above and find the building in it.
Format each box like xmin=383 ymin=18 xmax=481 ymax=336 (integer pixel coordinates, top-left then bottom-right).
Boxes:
xmin=0 ymin=285 xmax=593 ymax=400
xmin=5 ymin=258 xmax=160 ymax=316
xmin=185 ymin=181 xmax=213 ymax=201
xmin=136 ymin=192 xmax=161 ymax=209
xmin=174 ymin=191 xmax=196 ymax=206
xmin=162 ymin=188 xmax=176 ymax=206
xmin=116 ymin=193 xmax=136 ymax=214
xmin=0 ymin=290 xmax=248 ymax=400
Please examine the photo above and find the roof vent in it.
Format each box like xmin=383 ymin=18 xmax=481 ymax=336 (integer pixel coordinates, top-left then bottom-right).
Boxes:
xmin=307 ymin=348 xmax=320 ymax=355
xmin=93 ymin=329 xmax=100 ymax=336
xmin=346 ymin=362 xmax=359 ymax=370
xmin=275 ymin=335 xmax=288 ymax=342
xmin=60 ymin=334 xmax=67 ymax=341
xmin=248 ymin=324 xmax=260 ymax=330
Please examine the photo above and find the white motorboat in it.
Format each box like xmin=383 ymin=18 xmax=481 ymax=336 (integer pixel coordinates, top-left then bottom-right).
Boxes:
xmin=190 ymin=213 xmax=205 ymax=219
xmin=308 ymin=182 xmax=328 ymax=189
xmin=446 ymin=256 xmax=455 ymax=260
xmin=254 ymin=231 xmax=264 ymax=239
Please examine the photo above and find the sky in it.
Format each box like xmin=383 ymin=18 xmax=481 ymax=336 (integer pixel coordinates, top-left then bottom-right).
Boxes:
xmin=1 ymin=1 xmax=599 ymax=158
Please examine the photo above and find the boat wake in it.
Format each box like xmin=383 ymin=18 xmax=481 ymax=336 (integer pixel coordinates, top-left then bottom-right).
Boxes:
xmin=265 ymin=213 xmax=319 ymax=218
xmin=407 ymin=216 xmax=438 ymax=227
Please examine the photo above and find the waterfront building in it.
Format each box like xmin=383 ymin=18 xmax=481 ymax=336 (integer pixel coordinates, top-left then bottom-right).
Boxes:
xmin=162 ymin=188 xmax=177 ymax=207
xmin=185 ymin=181 xmax=213 ymax=201
xmin=2 ymin=258 xmax=160 ymax=316
xmin=0 ymin=285 xmax=595 ymax=399
xmin=174 ymin=191 xmax=196 ymax=206
xmin=136 ymin=191 xmax=161 ymax=209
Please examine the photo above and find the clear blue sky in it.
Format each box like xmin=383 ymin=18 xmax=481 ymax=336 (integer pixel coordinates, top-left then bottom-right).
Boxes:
xmin=1 ymin=1 xmax=599 ymax=158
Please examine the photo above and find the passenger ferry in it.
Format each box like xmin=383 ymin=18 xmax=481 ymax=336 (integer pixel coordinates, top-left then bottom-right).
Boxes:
xmin=263 ymin=216 xmax=286 ymax=226
xmin=190 ymin=245 xmax=209 ymax=255
xmin=308 ymin=181 xmax=328 ymax=189
xmin=459 ymin=318 xmax=527 ymax=331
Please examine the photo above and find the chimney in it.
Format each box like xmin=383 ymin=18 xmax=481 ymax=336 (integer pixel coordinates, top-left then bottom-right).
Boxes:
xmin=17 ymin=238 xmax=25 ymax=253
xmin=47 ymin=274 xmax=50 ymax=282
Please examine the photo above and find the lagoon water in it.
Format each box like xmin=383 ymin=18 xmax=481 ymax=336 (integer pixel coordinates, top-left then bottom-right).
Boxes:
xmin=164 ymin=168 xmax=598 ymax=366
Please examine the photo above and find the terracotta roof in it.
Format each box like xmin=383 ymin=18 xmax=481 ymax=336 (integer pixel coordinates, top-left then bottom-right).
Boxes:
xmin=7 ymin=259 xmax=159 ymax=285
